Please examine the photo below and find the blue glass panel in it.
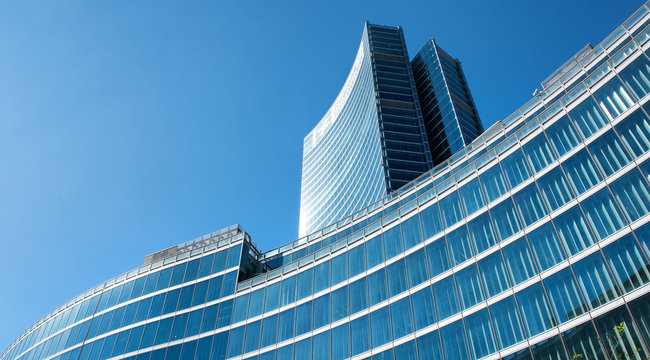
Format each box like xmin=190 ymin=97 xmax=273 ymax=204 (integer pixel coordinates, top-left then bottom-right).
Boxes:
xmin=500 ymin=149 xmax=531 ymax=189
xmin=351 ymin=315 xmax=371 ymax=356
xmin=536 ymin=166 xmax=574 ymax=212
xmin=394 ymin=340 xmax=418 ymax=360
xmin=512 ymin=183 xmax=548 ymax=226
xmin=603 ymin=234 xmax=650 ymax=293
xmin=332 ymin=322 xmax=349 ymax=360
xmin=365 ymin=234 xmax=384 ymax=269
xmin=383 ymin=226 xmax=404 ymax=260
xmin=502 ymin=236 xmax=537 ymax=285
xmin=198 ymin=253 xmax=214 ymax=279
xmin=425 ymin=237 xmax=451 ymax=277
xmin=546 ymin=115 xmax=581 ymax=157
xmin=439 ymin=190 xmax=464 ymax=227
xmin=170 ymin=313 xmax=188 ymax=341
xmin=592 ymin=77 xmax=634 ymax=120
xmin=348 ymin=244 xmax=366 ymax=277
xmin=433 ymin=276 xmax=460 ymax=320
xmin=312 ymin=331 xmax=330 ymax=360
xmin=491 ymin=199 xmax=522 ymax=241
xmin=465 ymin=308 xmax=497 ymax=360
xmin=244 ymin=321 xmax=261 ymax=354
xmin=248 ymin=288 xmax=264 ymax=318
xmin=569 ymin=96 xmax=609 ymax=138
xmin=332 ymin=285 xmax=349 ymax=322
xmin=295 ymin=301 xmax=312 ymax=336
xmin=192 ymin=280 xmax=209 ymax=306
xmin=207 ymin=275 xmax=223 ymax=302
xmin=410 ymin=286 xmax=436 ymax=330
xmin=572 ymin=251 xmax=620 ymax=309
xmin=294 ymin=338 xmax=311 ymax=360
xmin=589 ymin=129 xmax=632 ymax=177
xmin=177 ymin=284 xmax=195 ymax=310
xmin=227 ymin=326 xmax=245 ymax=358
xmin=527 ymin=222 xmax=566 ymax=272
xmin=280 ymin=276 xmax=296 ymax=307
xmin=401 ymin=214 xmax=423 ymax=249
xmin=313 ymin=294 xmax=330 ymax=329
xmin=516 ymin=282 xmax=555 ymax=336
xmin=297 ymin=268 xmax=313 ymax=300
xmin=264 ymin=282 xmax=281 ymax=312
xmin=456 ymin=263 xmax=484 ymax=309
xmin=478 ymin=250 xmax=510 ymax=298
xmin=405 ymin=249 xmax=429 ymax=287
xmin=184 ymin=259 xmax=200 ymax=283
xmin=226 ymin=244 xmax=242 ymax=269
xmin=417 ymin=330 xmax=443 ymax=359
xmin=447 ymin=224 xmax=473 ymax=265
xmin=581 ymin=187 xmax=626 ymax=240
xmin=490 ymin=296 xmax=525 ymax=349
xmin=610 ymin=168 xmax=650 ymax=223
xmin=459 ymin=178 xmax=485 ymax=217
xmin=480 ymin=164 xmax=509 ymax=203
xmin=368 ymin=268 xmax=388 ymax=306
xmin=349 ymin=277 xmax=368 ymax=314
xmin=331 ymin=252 xmax=348 ymax=285
xmin=216 ymin=299 xmax=233 ymax=328
xmin=562 ymin=148 xmax=603 ymax=196
xmin=420 ymin=202 xmax=443 ymax=240
xmin=169 ymin=263 xmax=187 ymax=287
xmin=441 ymin=320 xmax=470 ymax=360
xmin=232 ymin=293 xmax=250 ymax=323
xmin=390 ymin=296 xmax=413 ymax=340
xmin=619 ymin=54 xmax=650 ymax=99
xmin=202 ymin=304 xmax=218 ymax=333
xmin=467 ymin=211 xmax=497 ymax=254
xmin=553 ymin=205 xmax=596 ymax=256
xmin=370 ymin=307 xmax=392 ymax=348
xmin=615 ymin=107 xmax=650 ymax=157
xmin=386 ymin=258 xmax=409 ymax=296
xmin=277 ymin=308 xmax=294 ymax=342
xmin=522 ymin=132 xmax=556 ymax=173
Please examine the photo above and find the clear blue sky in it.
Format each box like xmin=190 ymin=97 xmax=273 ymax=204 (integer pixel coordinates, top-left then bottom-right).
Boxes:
xmin=0 ymin=0 xmax=643 ymax=351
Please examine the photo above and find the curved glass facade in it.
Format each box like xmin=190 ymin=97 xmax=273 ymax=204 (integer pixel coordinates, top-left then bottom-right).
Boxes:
xmin=6 ymin=4 xmax=650 ymax=360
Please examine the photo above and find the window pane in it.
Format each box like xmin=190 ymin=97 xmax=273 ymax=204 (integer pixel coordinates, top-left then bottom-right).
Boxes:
xmin=561 ymin=148 xmax=602 ymax=196
xmin=277 ymin=308 xmax=294 ymax=341
xmin=368 ymin=268 xmax=388 ymax=306
xmin=313 ymin=260 xmax=330 ymax=293
xmin=581 ymin=187 xmax=626 ymax=240
xmin=350 ymin=315 xmax=371 ymax=356
xmin=417 ymin=330 xmax=443 ymax=359
xmin=441 ymin=320 xmax=470 ymax=360
xmin=568 ymin=96 xmax=609 ymax=138
xmin=545 ymin=115 xmax=581 ymax=157
xmin=386 ymin=258 xmax=409 ymax=296
xmin=297 ymin=268 xmax=313 ymax=300
xmin=589 ymin=129 xmax=632 ymax=177
xmin=425 ymin=237 xmax=451 ymax=277
xmin=527 ymin=222 xmax=566 ymax=272
xmin=610 ymin=168 xmax=650 ymax=223
xmin=478 ymin=250 xmax=510 ymax=298
xmin=420 ymin=202 xmax=443 ymax=240
xmin=572 ymin=251 xmax=620 ymax=309
xmin=491 ymin=199 xmax=522 ymax=241
xmin=459 ymin=178 xmax=486 ymax=216
xmin=331 ymin=252 xmax=348 ymax=285
xmin=502 ymin=237 xmax=537 ymax=285
xmin=490 ymin=296 xmax=525 ymax=349
xmin=554 ymin=205 xmax=596 ymax=256
xmin=331 ymin=285 xmax=348 ymax=322
xmin=365 ymin=235 xmax=384 ymax=269
xmin=465 ymin=308 xmax=497 ymax=359
xmin=522 ymin=133 xmax=556 ymax=173
xmin=348 ymin=244 xmax=366 ymax=277
xmin=313 ymin=294 xmax=330 ymax=329
xmin=536 ymin=166 xmax=575 ymax=212
xmin=264 ymin=282 xmax=281 ymax=312
xmin=390 ymin=297 xmax=414 ymax=340
xmin=401 ymin=214 xmax=423 ymax=250
xmin=295 ymin=301 xmax=312 ymax=335
xmin=410 ymin=287 xmax=436 ymax=331
xmin=515 ymin=282 xmax=555 ymax=337
xmin=467 ymin=211 xmax=498 ymax=254
xmin=370 ymin=307 xmax=392 ymax=348
xmin=280 ymin=276 xmax=296 ymax=307
xmin=512 ymin=183 xmax=548 ymax=227
xmin=480 ymin=164 xmax=508 ymax=203
xmin=349 ymin=277 xmax=368 ymax=315
xmin=615 ymin=107 xmax=650 ymax=157
xmin=602 ymin=234 xmax=650 ymax=293
xmin=500 ymin=149 xmax=531 ymax=189
xmin=383 ymin=226 xmax=404 ymax=260
xmin=456 ymin=263 xmax=484 ymax=309
xmin=619 ymin=54 xmax=650 ymax=99
xmin=447 ymin=224 xmax=474 ymax=266
xmin=432 ymin=276 xmax=460 ymax=320
xmin=440 ymin=191 xmax=464 ymax=227
xmin=593 ymin=76 xmax=635 ymax=120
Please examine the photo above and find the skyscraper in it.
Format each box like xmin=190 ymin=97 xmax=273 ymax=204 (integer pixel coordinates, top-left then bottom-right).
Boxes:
xmin=412 ymin=38 xmax=484 ymax=165
xmin=5 ymin=3 xmax=650 ymax=360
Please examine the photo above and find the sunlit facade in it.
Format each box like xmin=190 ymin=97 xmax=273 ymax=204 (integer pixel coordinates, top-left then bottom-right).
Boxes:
xmin=5 ymin=4 xmax=650 ymax=360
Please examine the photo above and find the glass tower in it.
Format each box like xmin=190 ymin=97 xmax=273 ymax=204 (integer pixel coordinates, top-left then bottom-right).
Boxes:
xmin=299 ymin=22 xmax=433 ymax=237
xmin=412 ymin=39 xmax=484 ymax=166
xmin=6 ymin=3 xmax=650 ymax=360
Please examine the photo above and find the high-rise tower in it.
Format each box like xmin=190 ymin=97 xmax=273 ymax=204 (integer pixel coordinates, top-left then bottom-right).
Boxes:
xmin=298 ymin=22 xmax=433 ymax=237
xmin=412 ymin=39 xmax=484 ymax=165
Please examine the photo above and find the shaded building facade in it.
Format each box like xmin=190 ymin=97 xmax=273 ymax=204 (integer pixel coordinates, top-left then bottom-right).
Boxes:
xmin=5 ymin=4 xmax=650 ymax=360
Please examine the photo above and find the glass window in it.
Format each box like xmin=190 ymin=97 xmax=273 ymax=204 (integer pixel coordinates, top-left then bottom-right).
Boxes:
xmin=295 ymin=301 xmax=312 ymax=335
xmin=248 ymin=288 xmax=264 ymax=318
xmin=365 ymin=235 xmax=384 ymax=269
xmin=277 ymin=308 xmax=294 ymax=342
xmin=297 ymin=268 xmax=313 ymax=300
xmin=162 ymin=289 xmax=180 ymax=315
xmin=143 ymin=272 xmax=160 ymax=296
xmin=217 ymin=299 xmax=233 ymax=328
xmin=313 ymin=260 xmax=330 ymax=294
xmin=490 ymin=296 xmax=525 ymax=349
xmin=394 ymin=340 xmax=418 ymax=360
xmin=405 ymin=249 xmax=429 ymax=287
xmin=594 ymin=303 xmax=650 ymax=359
xmin=213 ymin=249 xmax=228 ymax=273
xmin=500 ymin=149 xmax=531 ymax=189
xmin=280 ymin=276 xmax=296 ymax=306
xmin=619 ymin=54 xmax=650 ymax=100
xmin=156 ymin=267 xmax=172 ymax=291
xmin=178 ymin=284 xmax=195 ymax=310
xmin=244 ymin=321 xmax=261 ymax=353
xmin=456 ymin=263 xmax=485 ymax=309
xmin=465 ymin=308 xmax=497 ymax=360
xmin=562 ymin=319 xmax=605 ymax=360
xmin=201 ymin=304 xmax=218 ymax=333
xmin=572 ymin=251 xmax=620 ymax=309
xmin=515 ymin=282 xmax=555 ymax=337
xmin=432 ymin=276 xmax=460 ymax=320
xmin=401 ymin=214 xmax=423 ymax=250
xmin=312 ymin=331 xmax=329 ymax=360
xmin=545 ymin=115 xmax=582 ymax=157
xmin=610 ymin=168 xmax=650 ymax=223
xmin=368 ymin=268 xmax=388 ymax=306
xmin=410 ymin=287 xmax=436 ymax=331
xmin=226 ymin=244 xmax=242 ymax=269
xmin=370 ymin=307 xmax=392 ymax=348
xmin=313 ymin=294 xmax=330 ymax=329
xmin=192 ymin=280 xmax=208 ymax=307
xmin=603 ymin=234 xmax=650 ymax=293
xmin=186 ymin=309 xmax=203 ymax=337
xmin=425 ymin=237 xmax=451 ymax=277
xmin=554 ymin=205 xmax=596 ymax=256
xmin=332 ymin=322 xmax=350 ymax=359
xmin=615 ymin=107 xmax=650 ymax=157
xmin=348 ymin=244 xmax=366 ymax=277
xmin=440 ymin=190 xmax=464 ymax=227
xmin=459 ymin=178 xmax=486 ymax=217
xmin=536 ymin=166 xmax=575 ymax=212
xmin=569 ymin=96 xmax=609 ymax=138
xmin=331 ymin=252 xmax=348 ymax=285
xmin=221 ymin=270 xmax=237 ymax=296
xmin=198 ymin=253 xmax=214 ymax=279
xmin=207 ymin=275 xmax=223 ymax=302
xmin=592 ymin=76 xmax=635 ymax=120
xmin=232 ymin=293 xmax=249 ymax=324
xmin=467 ymin=211 xmax=498 ymax=254
xmin=491 ymin=199 xmax=522 ymax=241
xmin=447 ymin=224 xmax=474 ymax=266
xmin=512 ymin=183 xmax=548 ymax=226
xmin=351 ymin=315 xmax=371 ymax=356
xmin=478 ymin=250 xmax=510 ymax=298
xmin=527 ymin=222 xmax=567 ymax=272
xmin=169 ymin=263 xmax=187 ymax=287
xmin=332 ymin=285 xmax=348 ymax=322
xmin=589 ymin=129 xmax=633 ymax=177
xmin=441 ymin=320 xmax=470 ymax=360
xmin=581 ymin=187 xmax=626 ymax=240
xmin=349 ymin=277 xmax=368 ymax=315
xmin=561 ymin=148 xmax=603 ymax=196
xmin=386 ymin=259 xmax=409 ymax=296
xmin=502 ymin=237 xmax=537 ymax=285
xmin=523 ymin=133 xmax=557 ymax=173
xmin=383 ymin=225 xmax=404 ymax=260
xmin=390 ymin=297 xmax=414 ymax=340
xmin=264 ymin=282 xmax=281 ymax=312
xmin=154 ymin=317 xmax=173 ymax=346
xmin=417 ymin=330 xmax=443 ymax=359
xmin=184 ymin=259 xmax=200 ymax=283
xmin=420 ymin=202 xmax=443 ymax=240
xmin=294 ymin=338 xmax=311 ymax=360
xmin=480 ymin=164 xmax=508 ymax=203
